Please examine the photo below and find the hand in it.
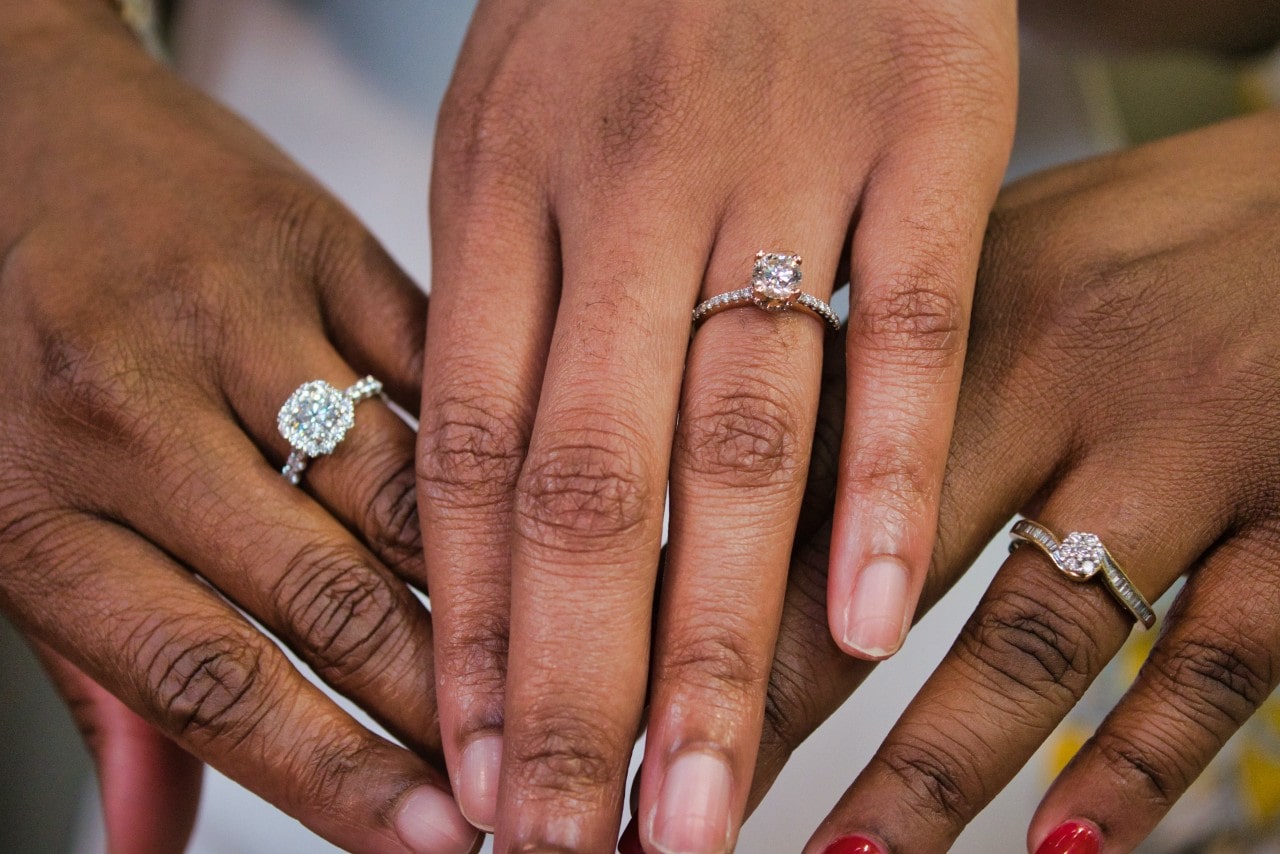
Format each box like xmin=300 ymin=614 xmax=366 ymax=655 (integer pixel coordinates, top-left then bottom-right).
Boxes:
xmin=0 ymin=4 xmax=474 ymax=851
xmin=419 ymin=1 xmax=1017 ymax=849
xmin=742 ymin=111 xmax=1280 ymax=852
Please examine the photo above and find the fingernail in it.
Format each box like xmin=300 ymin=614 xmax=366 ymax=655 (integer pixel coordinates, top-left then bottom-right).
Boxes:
xmin=619 ymin=818 xmax=644 ymax=854
xmin=822 ymin=835 xmax=887 ymax=854
xmin=458 ymin=734 xmax=502 ymax=832
xmin=1035 ymin=819 xmax=1101 ymax=854
xmin=650 ymin=751 xmax=733 ymax=854
xmin=840 ymin=556 xmax=910 ymax=658
xmin=393 ymin=785 xmax=479 ymax=854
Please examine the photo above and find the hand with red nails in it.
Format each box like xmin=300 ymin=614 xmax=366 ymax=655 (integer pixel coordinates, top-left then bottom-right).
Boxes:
xmin=0 ymin=2 xmax=476 ymax=851
xmin=421 ymin=1 xmax=1018 ymax=850
xmin=732 ymin=110 xmax=1280 ymax=853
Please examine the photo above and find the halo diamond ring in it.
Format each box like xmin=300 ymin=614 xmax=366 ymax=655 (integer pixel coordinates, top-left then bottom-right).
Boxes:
xmin=277 ymin=376 xmax=383 ymax=485
xmin=692 ymin=252 xmax=840 ymax=331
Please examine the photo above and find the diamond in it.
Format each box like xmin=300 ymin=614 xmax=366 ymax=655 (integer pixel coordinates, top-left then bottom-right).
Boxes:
xmin=1056 ymin=532 xmax=1105 ymax=579
xmin=751 ymin=252 xmax=802 ymax=311
xmin=277 ymin=381 xmax=356 ymax=458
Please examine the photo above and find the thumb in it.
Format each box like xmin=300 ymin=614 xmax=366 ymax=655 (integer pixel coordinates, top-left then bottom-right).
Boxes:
xmin=33 ymin=640 xmax=203 ymax=854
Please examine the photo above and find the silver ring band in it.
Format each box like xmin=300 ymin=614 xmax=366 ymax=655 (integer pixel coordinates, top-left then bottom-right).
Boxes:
xmin=692 ymin=252 xmax=840 ymax=332
xmin=1009 ymin=519 xmax=1156 ymax=629
xmin=277 ymin=376 xmax=384 ymax=485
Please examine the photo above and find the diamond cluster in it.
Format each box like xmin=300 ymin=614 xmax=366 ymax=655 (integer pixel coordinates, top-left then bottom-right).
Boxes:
xmin=751 ymin=252 xmax=802 ymax=310
xmin=277 ymin=381 xmax=356 ymax=458
xmin=1056 ymin=532 xmax=1106 ymax=579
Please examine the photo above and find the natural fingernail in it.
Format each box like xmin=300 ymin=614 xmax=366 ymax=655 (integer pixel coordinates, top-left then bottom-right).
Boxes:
xmin=822 ymin=835 xmax=887 ymax=854
xmin=458 ymin=734 xmax=502 ymax=832
xmin=619 ymin=818 xmax=644 ymax=854
xmin=840 ymin=556 xmax=910 ymax=658
xmin=393 ymin=785 xmax=479 ymax=854
xmin=1035 ymin=819 xmax=1101 ymax=854
xmin=650 ymin=751 xmax=733 ymax=854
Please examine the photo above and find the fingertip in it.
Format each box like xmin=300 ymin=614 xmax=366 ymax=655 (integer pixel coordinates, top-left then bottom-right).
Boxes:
xmin=830 ymin=554 xmax=912 ymax=660
xmin=392 ymin=785 xmax=480 ymax=854
xmin=457 ymin=733 xmax=502 ymax=833
xmin=1031 ymin=819 xmax=1102 ymax=854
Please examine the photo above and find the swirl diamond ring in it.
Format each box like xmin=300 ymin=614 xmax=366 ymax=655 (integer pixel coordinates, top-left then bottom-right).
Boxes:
xmin=692 ymin=251 xmax=840 ymax=331
xmin=277 ymin=376 xmax=384 ymax=485
xmin=1009 ymin=519 xmax=1156 ymax=629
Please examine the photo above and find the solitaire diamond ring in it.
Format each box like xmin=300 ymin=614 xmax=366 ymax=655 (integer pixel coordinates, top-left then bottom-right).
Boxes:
xmin=1009 ymin=519 xmax=1156 ymax=629
xmin=277 ymin=376 xmax=383 ymax=485
xmin=692 ymin=252 xmax=840 ymax=331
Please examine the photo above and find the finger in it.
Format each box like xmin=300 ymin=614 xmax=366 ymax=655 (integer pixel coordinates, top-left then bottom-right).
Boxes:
xmin=417 ymin=143 xmax=559 ymax=830
xmin=747 ymin=319 xmax=1044 ymax=814
xmin=806 ymin=460 xmax=1223 ymax=854
xmin=35 ymin=640 xmax=203 ymax=854
xmin=829 ymin=139 xmax=1010 ymax=661
xmin=3 ymin=516 xmax=477 ymax=854
xmin=496 ymin=209 xmax=708 ymax=851
xmin=308 ymin=200 xmax=430 ymax=410
xmin=1028 ymin=525 xmax=1280 ymax=853
xmin=90 ymin=401 xmax=442 ymax=759
xmin=638 ymin=192 xmax=847 ymax=854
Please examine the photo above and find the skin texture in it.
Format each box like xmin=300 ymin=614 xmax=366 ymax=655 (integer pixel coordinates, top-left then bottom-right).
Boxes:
xmin=0 ymin=3 xmax=477 ymax=852
xmin=419 ymin=1 xmax=1017 ymax=850
xmin=741 ymin=111 xmax=1280 ymax=853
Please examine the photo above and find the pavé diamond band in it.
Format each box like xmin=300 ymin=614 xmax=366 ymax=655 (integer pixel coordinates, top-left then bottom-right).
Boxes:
xmin=1009 ymin=519 xmax=1156 ymax=629
xmin=277 ymin=376 xmax=384 ymax=485
xmin=692 ymin=252 xmax=840 ymax=331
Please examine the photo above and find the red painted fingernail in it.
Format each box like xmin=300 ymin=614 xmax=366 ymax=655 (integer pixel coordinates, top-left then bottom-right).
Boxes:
xmin=1035 ymin=820 xmax=1101 ymax=854
xmin=618 ymin=818 xmax=643 ymax=854
xmin=822 ymin=835 xmax=886 ymax=854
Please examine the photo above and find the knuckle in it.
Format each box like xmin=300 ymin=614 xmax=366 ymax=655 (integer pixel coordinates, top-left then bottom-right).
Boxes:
xmin=509 ymin=708 xmax=621 ymax=802
xmin=873 ymin=733 xmax=979 ymax=826
xmin=438 ymin=609 xmax=510 ymax=693
xmin=852 ymin=268 xmax=966 ymax=365
xmin=295 ymin=733 xmax=387 ymax=816
xmin=760 ymin=655 xmax=823 ymax=762
xmin=842 ymin=439 xmax=932 ymax=515
xmin=274 ymin=543 xmax=406 ymax=683
xmin=436 ymin=69 xmax=543 ymax=196
xmin=1091 ymin=729 xmax=1181 ymax=805
xmin=661 ymin=622 xmax=769 ymax=703
xmin=1162 ymin=634 xmax=1274 ymax=727
xmin=514 ymin=426 xmax=652 ymax=553
xmin=678 ymin=382 xmax=801 ymax=487
xmin=361 ymin=453 xmax=423 ymax=573
xmin=143 ymin=628 xmax=272 ymax=746
xmin=417 ymin=397 xmax=527 ymax=511
xmin=956 ymin=590 xmax=1096 ymax=700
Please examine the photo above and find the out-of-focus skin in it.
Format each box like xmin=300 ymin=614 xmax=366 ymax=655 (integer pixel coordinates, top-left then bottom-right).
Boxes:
xmin=420 ymin=1 xmax=1018 ymax=849
xmin=0 ymin=2 xmax=476 ymax=851
xmin=1021 ymin=0 xmax=1280 ymax=53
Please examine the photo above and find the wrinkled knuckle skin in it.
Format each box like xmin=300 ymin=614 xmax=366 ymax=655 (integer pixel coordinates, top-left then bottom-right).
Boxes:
xmin=274 ymin=543 xmax=407 ymax=684
xmin=418 ymin=399 xmax=527 ymax=513
xmin=297 ymin=735 xmax=387 ymax=817
xmin=435 ymin=67 xmax=544 ymax=200
xmin=361 ymin=454 xmax=423 ymax=574
xmin=853 ymin=270 xmax=966 ymax=365
xmin=760 ymin=655 xmax=823 ymax=762
xmin=844 ymin=441 xmax=932 ymax=515
xmin=679 ymin=383 xmax=801 ymax=488
xmin=1162 ymin=635 xmax=1275 ymax=728
xmin=144 ymin=629 xmax=272 ymax=747
xmin=662 ymin=624 xmax=769 ymax=705
xmin=873 ymin=734 xmax=979 ymax=827
xmin=509 ymin=711 xmax=621 ymax=803
xmin=957 ymin=590 xmax=1096 ymax=700
xmin=1091 ymin=730 xmax=1181 ymax=806
xmin=514 ymin=429 xmax=651 ymax=553
xmin=438 ymin=611 xmax=510 ymax=693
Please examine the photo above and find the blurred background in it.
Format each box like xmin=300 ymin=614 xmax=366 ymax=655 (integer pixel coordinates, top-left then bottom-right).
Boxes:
xmin=3 ymin=1 xmax=1279 ymax=851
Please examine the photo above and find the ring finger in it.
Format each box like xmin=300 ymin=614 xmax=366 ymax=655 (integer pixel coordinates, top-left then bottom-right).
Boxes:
xmin=639 ymin=189 xmax=850 ymax=854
